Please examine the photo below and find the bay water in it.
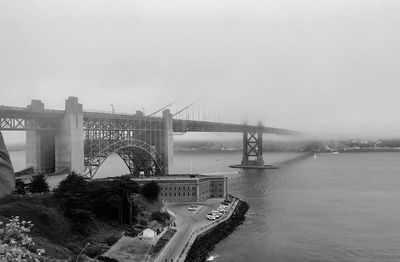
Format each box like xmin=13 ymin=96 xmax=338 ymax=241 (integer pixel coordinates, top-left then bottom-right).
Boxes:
xmin=9 ymin=150 xmax=400 ymax=261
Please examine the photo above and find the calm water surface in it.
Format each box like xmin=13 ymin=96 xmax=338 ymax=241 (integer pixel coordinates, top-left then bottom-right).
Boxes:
xmin=9 ymin=151 xmax=400 ymax=261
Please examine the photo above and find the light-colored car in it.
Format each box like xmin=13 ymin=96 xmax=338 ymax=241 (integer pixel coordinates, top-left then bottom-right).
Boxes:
xmin=212 ymin=211 xmax=222 ymax=218
xmin=207 ymin=215 xmax=216 ymax=220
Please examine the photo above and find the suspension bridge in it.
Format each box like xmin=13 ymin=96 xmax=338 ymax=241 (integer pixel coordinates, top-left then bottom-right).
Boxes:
xmin=0 ymin=97 xmax=300 ymax=178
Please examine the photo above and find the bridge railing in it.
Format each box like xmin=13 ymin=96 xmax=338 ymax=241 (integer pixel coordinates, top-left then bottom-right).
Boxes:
xmin=84 ymin=109 xmax=136 ymax=116
xmin=0 ymin=105 xmax=64 ymax=115
xmin=0 ymin=105 xmax=27 ymax=111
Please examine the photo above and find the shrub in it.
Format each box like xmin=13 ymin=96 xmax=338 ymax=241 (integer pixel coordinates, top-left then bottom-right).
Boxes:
xmin=14 ymin=179 xmax=27 ymax=195
xmin=151 ymin=211 xmax=170 ymax=224
xmin=140 ymin=181 xmax=160 ymax=201
xmin=98 ymin=255 xmax=119 ymax=262
xmin=104 ymin=234 xmax=120 ymax=246
xmin=139 ymin=219 xmax=148 ymax=226
xmin=29 ymin=173 xmax=49 ymax=193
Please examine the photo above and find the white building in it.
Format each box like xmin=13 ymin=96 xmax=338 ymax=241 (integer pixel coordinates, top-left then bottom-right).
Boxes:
xmin=141 ymin=220 xmax=163 ymax=238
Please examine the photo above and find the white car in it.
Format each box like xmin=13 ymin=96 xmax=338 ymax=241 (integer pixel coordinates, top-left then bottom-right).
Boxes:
xmin=212 ymin=212 xmax=222 ymax=218
xmin=207 ymin=215 xmax=216 ymax=220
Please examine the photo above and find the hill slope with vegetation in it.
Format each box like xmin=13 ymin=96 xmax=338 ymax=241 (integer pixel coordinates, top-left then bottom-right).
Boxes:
xmin=0 ymin=173 xmax=169 ymax=261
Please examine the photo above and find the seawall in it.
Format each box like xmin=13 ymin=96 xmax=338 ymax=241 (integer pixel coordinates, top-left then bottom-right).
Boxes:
xmin=184 ymin=200 xmax=249 ymax=262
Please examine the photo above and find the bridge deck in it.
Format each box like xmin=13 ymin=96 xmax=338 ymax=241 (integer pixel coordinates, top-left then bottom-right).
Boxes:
xmin=0 ymin=105 xmax=299 ymax=135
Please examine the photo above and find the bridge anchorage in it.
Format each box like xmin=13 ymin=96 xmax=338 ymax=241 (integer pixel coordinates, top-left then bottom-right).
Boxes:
xmin=1 ymin=96 xmax=299 ymax=178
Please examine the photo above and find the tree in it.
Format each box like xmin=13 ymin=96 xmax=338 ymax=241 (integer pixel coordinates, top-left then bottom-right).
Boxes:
xmin=53 ymin=171 xmax=88 ymax=198
xmin=107 ymin=195 xmax=123 ymax=225
xmin=151 ymin=211 xmax=170 ymax=224
xmin=53 ymin=171 xmax=91 ymax=228
xmin=28 ymin=173 xmax=49 ymax=193
xmin=140 ymin=181 xmax=160 ymax=202
xmin=53 ymin=173 xmax=142 ymax=225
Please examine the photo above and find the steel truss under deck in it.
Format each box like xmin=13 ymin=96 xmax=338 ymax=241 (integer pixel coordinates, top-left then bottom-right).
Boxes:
xmin=0 ymin=106 xmax=62 ymax=131
xmin=83 ymin=113 xmax=166 ymax=178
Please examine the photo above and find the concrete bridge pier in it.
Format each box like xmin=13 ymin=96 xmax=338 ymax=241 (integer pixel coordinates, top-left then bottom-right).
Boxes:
xmin=26 ymin=100 xmax=56 ymax=174
xmin=55 ymin=97 xmax=84 ymax=174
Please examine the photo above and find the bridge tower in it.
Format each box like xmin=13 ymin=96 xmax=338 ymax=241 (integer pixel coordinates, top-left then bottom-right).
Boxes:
xmin=241 ymin=124 xmax=264 ymax=167
xmin=55 ymin=97 xmax=84 ymax=174
xmin=26 ymin=100 xmax=56 ymax=173
xmin=162 ymin=109 xmax=174 ymax=174
xmin=26 ymin=97 xmax=84 ymax=174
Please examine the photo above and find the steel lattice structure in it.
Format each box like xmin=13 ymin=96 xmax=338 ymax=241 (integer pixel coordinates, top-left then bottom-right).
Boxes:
xmin=83 ymin=112 xmax=166 ymax=178
xmin=0 ymin=106 xmax=62 ymax=131
xmin=246 ymin=132 xmax=261 ymax=157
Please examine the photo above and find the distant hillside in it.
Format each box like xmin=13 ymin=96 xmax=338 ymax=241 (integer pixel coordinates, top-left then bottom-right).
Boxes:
xmin=174 ymin=139 xmax=312 ymax=152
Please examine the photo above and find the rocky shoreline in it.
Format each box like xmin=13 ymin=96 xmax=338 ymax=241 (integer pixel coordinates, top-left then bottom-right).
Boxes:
xmin=184 ymin=200 xmax=249 ymax=262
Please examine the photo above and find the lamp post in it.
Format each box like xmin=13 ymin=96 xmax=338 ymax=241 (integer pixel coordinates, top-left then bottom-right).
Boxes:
xmin=76 ymin=243 xmax=90 ymax=262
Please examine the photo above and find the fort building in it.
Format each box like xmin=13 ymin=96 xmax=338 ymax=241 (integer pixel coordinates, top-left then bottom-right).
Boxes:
xmin=132 ymin=174 xmax=228 ymax=202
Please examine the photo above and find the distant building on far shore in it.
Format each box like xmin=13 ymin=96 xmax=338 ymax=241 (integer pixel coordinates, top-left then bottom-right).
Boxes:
xmin=133 ymin=174 xmax=228 ymax=202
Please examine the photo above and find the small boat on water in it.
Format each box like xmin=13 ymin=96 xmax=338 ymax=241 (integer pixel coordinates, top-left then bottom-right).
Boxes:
xmin=206 ymin=255 xmax=219 ymax=261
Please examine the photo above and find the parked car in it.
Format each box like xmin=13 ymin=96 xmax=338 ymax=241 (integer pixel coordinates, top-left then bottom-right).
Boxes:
xmin=207 ymin=215 xmax=216 ymax=220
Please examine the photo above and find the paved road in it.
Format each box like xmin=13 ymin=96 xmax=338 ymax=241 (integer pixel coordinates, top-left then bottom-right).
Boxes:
xmin=155 ymin=199 xmax=224 ymax=262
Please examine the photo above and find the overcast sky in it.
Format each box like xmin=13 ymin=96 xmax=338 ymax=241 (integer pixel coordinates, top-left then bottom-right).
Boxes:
xmin=1 ymin=0 xmax=400 ymax=139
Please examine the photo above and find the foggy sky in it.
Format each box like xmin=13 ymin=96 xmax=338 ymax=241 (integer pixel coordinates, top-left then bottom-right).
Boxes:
xmin=1 ymin=0 xmax=400 ymax=139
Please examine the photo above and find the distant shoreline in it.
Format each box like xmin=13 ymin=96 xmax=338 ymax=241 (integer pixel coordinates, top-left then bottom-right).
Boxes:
xmin=338 ymin=148 xmax=400 ymax=153
xmin=175 ymin=148 xmax=400 ymax=153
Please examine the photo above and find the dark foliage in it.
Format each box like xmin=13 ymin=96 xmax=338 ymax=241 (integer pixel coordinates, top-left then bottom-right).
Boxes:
xmin=98 ymin=256 xmax=119 ymax=262
xmin=140 ymin=181 xmax=160 ymax=201
xmin=53 ymin=171 xmax=88 ymax=199
xmin=14 ymin=179 xmax=27 ymax=195
xmin=53 ymin=174 xmax=141 ymax=232
xmin=139 ymin=219 xmax=148 ymax=226
xmin=29 ymin=173 xmax=49 ymax=193
xmin=151 ymin=211 xmax=170 ymax=224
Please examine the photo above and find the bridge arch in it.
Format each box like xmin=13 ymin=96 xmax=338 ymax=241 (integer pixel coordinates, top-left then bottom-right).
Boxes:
xmin=84 ymin=139 xmax=165 ymax=179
